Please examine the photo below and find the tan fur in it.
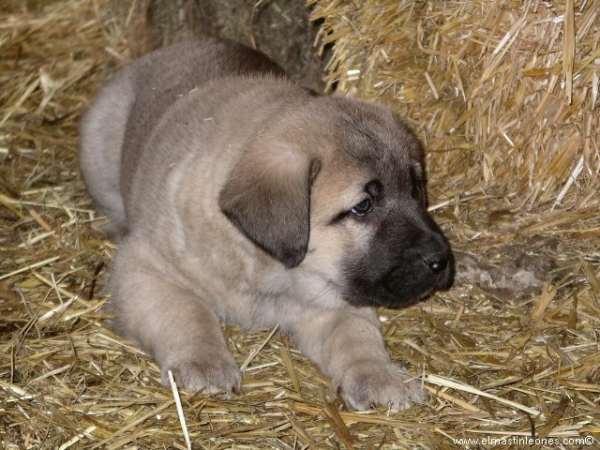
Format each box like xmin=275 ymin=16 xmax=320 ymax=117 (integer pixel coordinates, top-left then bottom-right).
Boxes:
xmin=79 ymin=38 xmax=452 ymax=411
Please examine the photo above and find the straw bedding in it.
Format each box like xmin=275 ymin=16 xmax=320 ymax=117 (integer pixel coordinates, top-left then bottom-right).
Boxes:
xmin=311 ymin=0 xmax=600 ymax=208
xmin=1 ymin=0 xmax=598 ymax=448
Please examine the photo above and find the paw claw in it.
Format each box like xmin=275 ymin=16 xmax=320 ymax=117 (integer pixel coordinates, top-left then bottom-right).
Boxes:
xmin=336 ymin=361 xmax=426 ymax=411
xmin=162 ymin=358 xmax=242 ymax=395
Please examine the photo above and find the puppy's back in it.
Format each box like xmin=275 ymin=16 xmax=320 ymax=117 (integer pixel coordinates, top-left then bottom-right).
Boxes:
xmin=124 ymin=40 xmax=285 ymax=149
xmin=79 ymin=38 xmax=286 ymax=236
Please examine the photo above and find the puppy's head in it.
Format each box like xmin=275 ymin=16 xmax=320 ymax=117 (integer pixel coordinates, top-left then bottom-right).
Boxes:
xmin=219 ymin=96 xmax=453 ymax=307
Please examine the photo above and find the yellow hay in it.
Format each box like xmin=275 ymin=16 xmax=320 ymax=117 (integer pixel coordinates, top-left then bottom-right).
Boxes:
xmin=311 ymin=0 xmax=600 ymax=209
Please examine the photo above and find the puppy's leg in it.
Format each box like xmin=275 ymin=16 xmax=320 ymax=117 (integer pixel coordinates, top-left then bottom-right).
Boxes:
xmin=288 ymin=308 xmax=426 ymax=411
xmin=108 ymin=246 xmax=241 ymax=394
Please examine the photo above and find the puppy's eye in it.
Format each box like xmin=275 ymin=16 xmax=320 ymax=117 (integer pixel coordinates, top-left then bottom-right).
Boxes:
xmin=350 ymin=199 xmax=373 ymax=217
xmin=412 ymin=182 xmax=426 ymax=206
xmin=410 ymin=166 xmax=426 ymax=206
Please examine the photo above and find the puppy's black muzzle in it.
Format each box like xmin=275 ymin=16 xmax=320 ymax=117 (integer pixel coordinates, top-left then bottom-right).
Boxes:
xmin=381 ymin=232 xmax=453 ymax=298
xmin=344 ymin=205 xmax=454 ymax=308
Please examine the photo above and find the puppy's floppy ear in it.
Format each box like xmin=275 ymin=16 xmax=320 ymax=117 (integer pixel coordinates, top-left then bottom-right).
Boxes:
xmin=219 ymin=141 xmax=321 ymax=268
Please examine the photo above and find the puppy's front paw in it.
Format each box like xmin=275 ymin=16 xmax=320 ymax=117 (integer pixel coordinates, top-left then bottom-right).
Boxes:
xmin=336 ymin=361 xmax=426 ymax=411
xmin=162 ymin=355 xmax=242 ymax=395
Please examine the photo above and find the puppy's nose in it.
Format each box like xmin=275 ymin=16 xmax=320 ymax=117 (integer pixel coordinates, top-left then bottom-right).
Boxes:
xmin=423 ymin=251 xmax=449 ymax=274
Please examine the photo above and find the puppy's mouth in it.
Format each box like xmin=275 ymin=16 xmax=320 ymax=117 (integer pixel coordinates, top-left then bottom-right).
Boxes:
xmin=344 ymin=252 xmax=454 ymax=308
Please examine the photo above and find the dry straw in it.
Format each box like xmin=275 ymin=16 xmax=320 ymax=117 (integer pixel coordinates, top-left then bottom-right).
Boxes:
xmin=1 ymin=0 xmax=599 ymax=448
xmin=310 ymin=0 xmax=600 ymax=210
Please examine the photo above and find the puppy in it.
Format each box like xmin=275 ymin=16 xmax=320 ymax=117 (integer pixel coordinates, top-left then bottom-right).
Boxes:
xmin=79 ymin=38 xmax=453 ymax=411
